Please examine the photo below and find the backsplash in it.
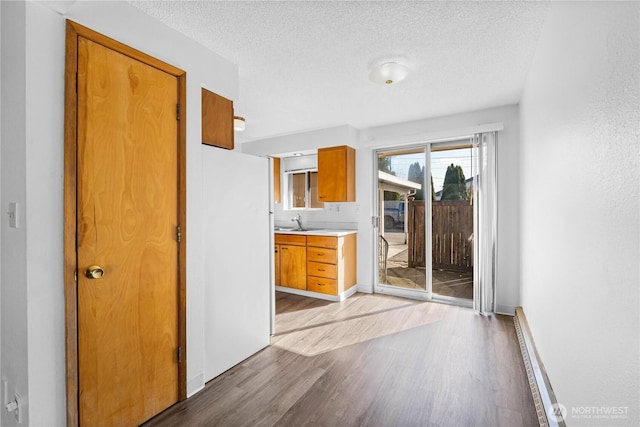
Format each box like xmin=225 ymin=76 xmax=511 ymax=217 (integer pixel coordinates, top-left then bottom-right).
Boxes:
xmin=274 ymin=201 xmax=359 ymax=230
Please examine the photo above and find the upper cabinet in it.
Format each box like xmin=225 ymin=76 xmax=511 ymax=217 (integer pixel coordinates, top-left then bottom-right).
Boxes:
xmin=318 ymin=145 xmax=356 ymax=202
xmin=273 ymin=157 xmax=281 ymax=204
xmin=202 ymin=88 xmax=234 ymax=150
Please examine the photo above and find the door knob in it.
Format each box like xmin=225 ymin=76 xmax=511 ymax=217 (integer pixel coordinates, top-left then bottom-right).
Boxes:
xmin=86 ymin=265 xmax=104 ymax=279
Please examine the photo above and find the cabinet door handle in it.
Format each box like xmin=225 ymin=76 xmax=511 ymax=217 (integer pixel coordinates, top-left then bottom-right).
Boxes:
xmin=318 ymin=268 xmax=325 ymax=272
xmin=317 ymin=253 xmax=324 ymax=256
xmin=282 ymin=247 xmax=288 ymax=250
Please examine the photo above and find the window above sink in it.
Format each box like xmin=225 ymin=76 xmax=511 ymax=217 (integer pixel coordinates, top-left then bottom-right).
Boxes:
xmin=282 ymin=154 xmax=324 ymax=211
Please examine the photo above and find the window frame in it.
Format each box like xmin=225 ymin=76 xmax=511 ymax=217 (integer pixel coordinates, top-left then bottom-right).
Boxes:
xmin=283 ymin=168 xmax=324 ymax=211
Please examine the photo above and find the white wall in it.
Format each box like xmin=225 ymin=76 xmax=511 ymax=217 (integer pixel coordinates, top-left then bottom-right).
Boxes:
xmin=25 ymin=3 xmax=65 ymax=424
xmin=0 ymin=3 xmax=2 ymax=422
xmin=0 ymin=0 xmax=239 ymax=424
xmin=243 ymin=105 xmax=521 ymax=312
xmin=520 ymin=2 xmax=639 ymax=425
xmin=1 ymin=2 xmax=29 ymax=426
xmin=243 ymin=125 xmax=358 ymax=158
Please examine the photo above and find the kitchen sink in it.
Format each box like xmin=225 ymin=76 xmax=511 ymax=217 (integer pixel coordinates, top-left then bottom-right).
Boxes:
xmin=274 ymin=227 xmax=322 ymax=232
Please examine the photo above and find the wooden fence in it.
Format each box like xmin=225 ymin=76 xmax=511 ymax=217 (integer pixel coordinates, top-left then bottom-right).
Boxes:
xmin=407 ymin=200 xmax=473 ymax=272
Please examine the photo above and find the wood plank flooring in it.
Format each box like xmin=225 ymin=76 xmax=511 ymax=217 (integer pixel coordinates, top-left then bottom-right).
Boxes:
xmin=144 ymin=292 xmax=538 ymax=427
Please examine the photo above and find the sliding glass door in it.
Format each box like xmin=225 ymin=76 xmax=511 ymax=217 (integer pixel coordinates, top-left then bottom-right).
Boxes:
xmin=430 ymin=142 xmax=474 ymax=303
xmin=377 ymin=148 xmax=427 ymax=295
xmin=375 ymin=134 xmax=497 ymax=311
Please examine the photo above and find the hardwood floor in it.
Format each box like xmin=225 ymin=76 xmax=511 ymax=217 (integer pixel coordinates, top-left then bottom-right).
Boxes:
xmin=144 ymin=292 xmax=538 ymax=427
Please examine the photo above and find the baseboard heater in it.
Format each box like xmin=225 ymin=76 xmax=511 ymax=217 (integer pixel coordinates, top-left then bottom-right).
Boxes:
xmin=514 ymin=307 xmax=566 ymax=427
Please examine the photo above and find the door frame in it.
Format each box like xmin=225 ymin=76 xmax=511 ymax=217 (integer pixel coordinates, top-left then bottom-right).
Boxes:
xmin=372 ymin=138 xmax=475 ymax=308
xmin=63 ymin=20 xmax=187 ymax=426
xmin=427 ymin=139 xmax=475 ymax=308
xmin=374 ymin=144 xmax=431 ymax=300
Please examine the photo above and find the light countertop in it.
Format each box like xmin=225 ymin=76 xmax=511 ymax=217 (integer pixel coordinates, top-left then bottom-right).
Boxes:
xmin=274 ymin=228 xmax=357 ymax=237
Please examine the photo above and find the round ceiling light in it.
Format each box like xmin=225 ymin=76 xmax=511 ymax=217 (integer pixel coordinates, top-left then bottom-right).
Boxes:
xmin=369 ymin=62 xmax=409 ymax=85
xmin=233 ymin=116 xmax=245 ymax=132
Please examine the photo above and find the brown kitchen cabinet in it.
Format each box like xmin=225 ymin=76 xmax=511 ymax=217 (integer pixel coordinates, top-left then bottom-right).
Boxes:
xmin=275 ymin=232 xmax=357 ymax=297
xmin=306 ymin=234 xmax=357 ymax=296
xmin=273 ymin=157 xmax=281 ymax=204
xmin=317 ymin=145 xmax=356 ymax=202
xmin=275 ymin=234 xmax=307 ymax=290
xmin=201 ymin=88 xmax=234 ymax=150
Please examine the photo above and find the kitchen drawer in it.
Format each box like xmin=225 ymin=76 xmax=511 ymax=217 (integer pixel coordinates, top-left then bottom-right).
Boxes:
xmin=307 ymin=276 xmax=337 ymax=295
xmin=307 ymin=261 xmax=337 ymax=279
xmin=275 ymin=233 xmax=307 ymax=246
xmin=307 ymin=235 xmax=337 ymax=249
xmin=307 ymin=247 xmax=337 ymax=264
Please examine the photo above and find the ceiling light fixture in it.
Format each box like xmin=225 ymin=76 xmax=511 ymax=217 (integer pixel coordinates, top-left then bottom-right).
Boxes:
xmin=369 ymin=62 xmax=409 ymax=85
xmin=234 ymin=116 xmax=245 ymax=132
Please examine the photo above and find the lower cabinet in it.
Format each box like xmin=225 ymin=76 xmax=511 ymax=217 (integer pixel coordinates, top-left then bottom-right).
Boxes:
xmin=275 ymin=234 xmax=307 ymax=290
xmin=275 ymin=232 xmax=357 ymax=297
xmin=307 ymin=234 xmax=357 ymax=296
xmin=307 ymin=275 xmax=338 ymax=295
xmin=280 ymin=245 xmax=307 ymax=290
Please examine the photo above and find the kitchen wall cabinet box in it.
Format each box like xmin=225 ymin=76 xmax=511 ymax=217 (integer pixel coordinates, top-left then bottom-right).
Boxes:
xmin=273 ymin=157 xmax=281 ymax=204
xmin=317 ymin=145 xmax=356 ymax=202
xmin=202 ymin=88 xmax=234 ymax=150
xmin=275 ymin=234 xmax=306 ymax=290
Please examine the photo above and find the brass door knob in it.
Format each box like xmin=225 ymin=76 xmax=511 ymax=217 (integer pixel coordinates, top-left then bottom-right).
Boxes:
xmin=86 ymin=265 xmax=104 ymax=279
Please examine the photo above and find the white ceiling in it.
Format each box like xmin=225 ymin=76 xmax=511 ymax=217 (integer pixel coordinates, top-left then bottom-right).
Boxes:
xmin=129 ymin=1 xmax=550 ymax=144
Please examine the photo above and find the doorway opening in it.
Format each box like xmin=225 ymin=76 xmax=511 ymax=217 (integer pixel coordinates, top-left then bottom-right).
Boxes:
xmin=375 ymin=137 xmax=489 ymax=309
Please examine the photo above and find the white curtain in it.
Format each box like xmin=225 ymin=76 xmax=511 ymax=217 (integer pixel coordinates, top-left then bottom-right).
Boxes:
xmin=473 ymin=132 xmax=498 ymax=314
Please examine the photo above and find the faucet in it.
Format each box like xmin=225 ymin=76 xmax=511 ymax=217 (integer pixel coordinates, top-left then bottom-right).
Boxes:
xmin=292 ymin=214 xmax=303 ymax=230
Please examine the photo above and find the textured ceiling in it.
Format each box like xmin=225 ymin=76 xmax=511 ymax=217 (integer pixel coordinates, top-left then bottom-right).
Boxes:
xmin=130 ymin=1 xmax=550 ymax=143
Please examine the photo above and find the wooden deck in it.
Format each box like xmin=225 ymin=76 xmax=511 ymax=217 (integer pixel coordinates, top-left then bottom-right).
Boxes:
xmin=144 ymin=292 xmax=537 ymax=427
xmin=384 ymin=240 xmax=474 ymax=299
xmin=386 ymin=265 xmax=474 ymax=299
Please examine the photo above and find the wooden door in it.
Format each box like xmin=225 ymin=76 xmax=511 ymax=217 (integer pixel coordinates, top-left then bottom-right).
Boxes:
xmin=280 ymin=245 xmax=307 ymax=289
xmin=76 ymin=36 xmax=180 ymax=426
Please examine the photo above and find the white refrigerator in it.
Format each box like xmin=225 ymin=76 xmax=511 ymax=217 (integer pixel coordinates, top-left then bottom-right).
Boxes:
xmin=202 ymin=147 xmax=272 ymax=382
